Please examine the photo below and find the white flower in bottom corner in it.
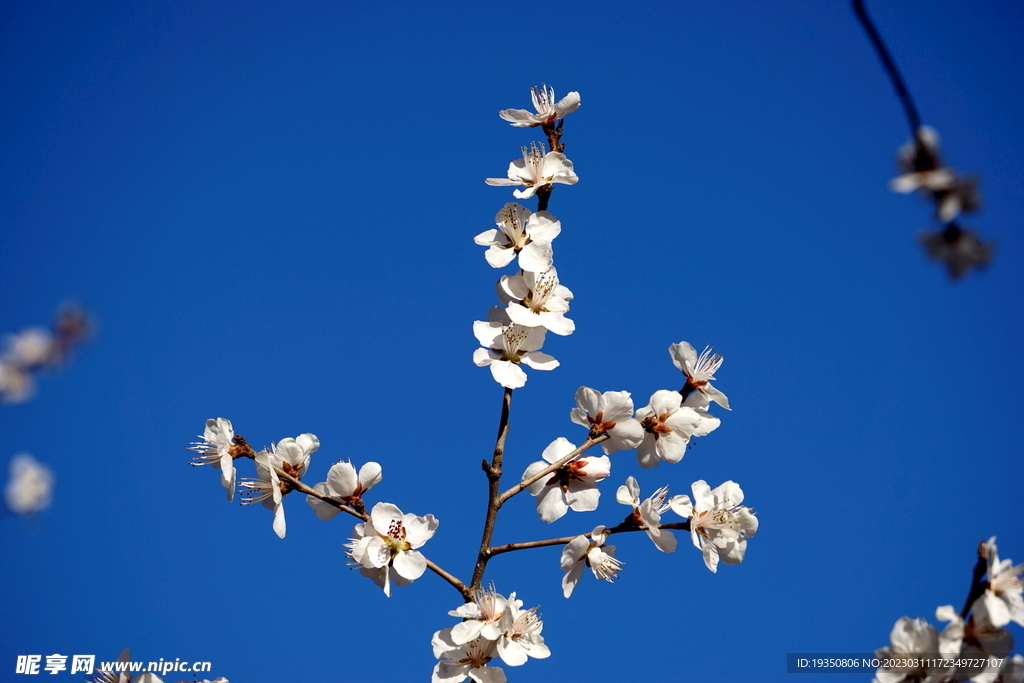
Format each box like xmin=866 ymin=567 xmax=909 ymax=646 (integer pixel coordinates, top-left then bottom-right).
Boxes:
xmin=346 ymin=502 xmax=438 ymax=597
xmin=522 ymin=437 xmax=610 ymax=523
xmin=616 ymin=476 xmax=676 ymax=553
xmin=670 ymin=480 xmax=757 ymax=572
xmin=561 ymin=525 xmax=623 ymax=598
xmin=4 ymin=453 xmax=54 ymax=515
xmin=432 ymin=631 xmax=506 ymax=683
xmin=872 ymin=616 xmax=951 ymax=683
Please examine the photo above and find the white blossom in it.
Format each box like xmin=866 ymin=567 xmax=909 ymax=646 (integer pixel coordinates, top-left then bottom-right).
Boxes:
xmin=493 ymin=595 xmax=550 ymax=666
xmin=345 ymin=501 xmax=438 ymax=597
xmin=4 ymin=453 xmax=54 ymax=515
xmin=570 ymin=387 xmax=644 ymax=455
xmin=616 ymin=476 xmax=676 ymax=553
xmin=670 ymin=341 xmax=731 ymax=411
xmin=473 ymin=307 xmax=557 ymax=389
xmin=187 ymin=417 xmax=238 ymax=501
xmin=498 ymin=85 xmax=580 ymax=127
xmin=669 ymin=480 xmax=757 ymax=572
xmin=238 ymin=433 xmax=319 ymax=539
xmin=634 ymin=390 xmax=707 ymax=468
xmin=485 ymin=143 xmax=578 ymax=200
xmin=872 ymin=616 xmax=951 ymax=683
xmin=432 ymin=631 xmax=506 ymax=683
xmin=498 ymin=267 xmax=574 ymax=336
xmin=306 ymin=459 xmax=382 ymax=520
xmin=522 ymin=437 xmax=610 ymax=523
xmin=474 ymin=203 xmax=560 ymax=271
xmin=560 ymin=525 xmax=623 ymax=598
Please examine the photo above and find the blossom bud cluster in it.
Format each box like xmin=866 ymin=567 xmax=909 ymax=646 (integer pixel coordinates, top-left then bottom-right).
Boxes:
xmin=889 ymin=126 xmax=992 ymax=278
xmin=0 ymin=306 xmax=90 ymax=404
xmin=873 ymin=537 xmax=1023 ymax=683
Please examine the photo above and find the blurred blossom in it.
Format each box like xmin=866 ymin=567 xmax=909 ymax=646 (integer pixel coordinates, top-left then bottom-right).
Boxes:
xmin=918 ymin=224 xmax=993 ymax=279
xmin=0 ymin=304 xmax=92 ymax=404
xmin=4 ymin=453 xmax=54 ymax=515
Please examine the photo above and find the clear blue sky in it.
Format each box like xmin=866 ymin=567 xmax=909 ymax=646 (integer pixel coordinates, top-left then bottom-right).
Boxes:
xmin=2 ymin=0 xmax=1022 ymax=681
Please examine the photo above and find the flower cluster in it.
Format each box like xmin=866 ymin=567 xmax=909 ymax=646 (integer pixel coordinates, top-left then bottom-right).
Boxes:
xmin=889 ymin=126 xmax=993 ymax=278
xmin=0 ymin=306 xmax=90 ymax=404
xmin=873 ymin=537 xmax=1023 ymax=683
xmin=432 ymin=586 xmax=549 ymax=683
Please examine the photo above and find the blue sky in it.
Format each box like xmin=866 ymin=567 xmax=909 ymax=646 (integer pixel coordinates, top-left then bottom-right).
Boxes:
xmin=2 ymin=0 xmax=1023 ymax=681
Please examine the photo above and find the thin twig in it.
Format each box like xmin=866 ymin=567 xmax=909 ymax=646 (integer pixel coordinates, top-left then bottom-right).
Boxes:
xmin=277 ymin=465 xmax=472 ymax=600
xmin=426 ymin=558 xmax=473 ymax=602
xmin=488 ymin=521 xmax=693 ymax=557
xmin=852 ymin=0 xmax=923 ymax=136
xmin=470 ymin=387 xmax=514 ymax=590
xmin=960 ymin=539 xmax=990 ymax=619
xmin=274 ymin=466 xmax=366 ymax=521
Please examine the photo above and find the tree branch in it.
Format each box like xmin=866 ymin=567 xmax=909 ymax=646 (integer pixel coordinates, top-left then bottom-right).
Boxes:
xmin=488 ymin=520 xmax=693 ymax=557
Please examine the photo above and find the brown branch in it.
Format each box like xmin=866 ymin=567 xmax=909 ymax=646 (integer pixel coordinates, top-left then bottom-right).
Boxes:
xmin=488 ymin=521 xmax=693 ymax=557
xmin=961 ymin=539 xmax=990 ymax=619
xmin=426 ymin=558 xmax=473 ymax=602
xmin=274 ymin=466 xmax=366 ymax=521
xmin=470 ymin=387 xmax=514 ymax=591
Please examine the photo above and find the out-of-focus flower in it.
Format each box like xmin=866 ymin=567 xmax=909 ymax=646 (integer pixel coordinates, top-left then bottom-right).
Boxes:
xmin=891 ymin=126 xmax=956 ymax=195
xmin=0 ymin=361 xmax=35 ymax=404
xmin=432 ymin=631 xmax=506 ymax=683
xmin=616 ymin=476 xmax=676 ymax=553
xmin=522 ymin=438 xmax=609 ymax=523
xmin=498 ymin=85 xmax=580 ymax=128
xmin=872 ymin=616 xmax=952 ymax=683
xmin=187 ymin=417 xmax=239 ymax=501
xmin=634 ymin=390 xmax=707 ymax=468
xmin=485 ymin=143 xmax=578 ymax=200
xmin=560 ymin=525 xmax=623 ymax=598
xmin=345 ymin=501 xmax=438 ymax=597
xmin=238 ymin=433 xmax=319 ymax=538
xmin=498 ymin=267 xmax=574 ymax=336
xmin=474 ymin=203 xmax=560 ymax=271
xmin=972 ymin=537 xmax=1024 ymax=628
xmin=4 ymin=453 xmax=54 ymax=515
xmin=669 ymin=480 xmax=757 ymax=573
xmin=918 ymin=224 xmax=993 ymax=279
xmin=570 ymin=387 xmax=644 ymax=455
xmin=473 ymin=307 xmax=558 ymax=389
xmin=306 ymin=459 xmax=382 ymax=520
xmin=670 ymin=341 xmax=731 ymax=411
